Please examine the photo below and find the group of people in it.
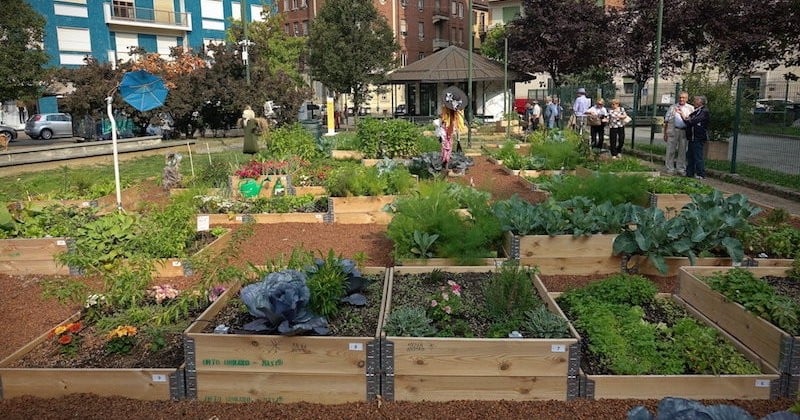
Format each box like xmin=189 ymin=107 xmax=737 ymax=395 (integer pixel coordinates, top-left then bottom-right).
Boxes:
xmin=525 ymin=97 xmax=564 ymax=132
xmin=569 ymin=87 xmax=710 ymax=176
xmin=663 ymin=91 xmax=710 ymax=179
xmin=571 ymin=88 xmax=629 ymax=159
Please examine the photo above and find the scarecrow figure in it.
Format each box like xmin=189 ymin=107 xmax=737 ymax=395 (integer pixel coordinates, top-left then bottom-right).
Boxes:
xmin=162 ymin=153 xmax=182 ymax=190
xmin=439 ymin=86 xmax=468 ymax=173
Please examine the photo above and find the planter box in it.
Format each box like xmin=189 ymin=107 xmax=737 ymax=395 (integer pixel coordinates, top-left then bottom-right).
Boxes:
xmin=395 ymin=259 xmax=507 ymax=267
xmin=328 ymin=195 xmax=396 ymax=224
xmin=541 ymin=282 xmax=782 ymax=400
xmin=291 ymin=186 xmax=327 ymax=197
xmin=197 ymin=213 xmax=328 ymax=226
xmin=678 ymin=266 xmax=800 ymax=394
xmin=575 ymin=167 xmax=661 ymax=178
xmin=503 ymin=232 xmax=621 ymax=276
xmin=382 ymin=266 xmax=581 ymax=402
xmin=630 ymin=256 xmax=795 ymax=278
xmin=361 ymin=158 xmax=410 ymax=167
xmin=149 ymin=228 xmax=234 ymax=277
xmin=9 ymin=199 xmax=97 ymax=209
xmin=0 ymin=313 xmax=185 ymax=400
xmin=705 ymin=141 xmax=730 ymax=161
xmin=0 ymin=237 xmax=73 ymax=275
xmin=331 ymin=150 xmax=363 ymax=160
xmin=649 ymin=193 xmax=692 ymax=218
xmin=183 ymin=268 xmax=388 ymax=404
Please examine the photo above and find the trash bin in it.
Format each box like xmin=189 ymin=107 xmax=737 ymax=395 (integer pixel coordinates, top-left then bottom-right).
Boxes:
xmin=300 ymin=119 xmax=322 ymax=141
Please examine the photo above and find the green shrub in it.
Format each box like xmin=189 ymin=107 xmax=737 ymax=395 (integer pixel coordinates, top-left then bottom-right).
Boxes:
xmin=262 ymin=123 xmax=322 ymax=161
xmin=356 ymin=118 xmax=422 ymax=159
xmin=547 ymin=173 xmax=650 ymax=206
xmin=324 ymin=162 xmax=416 ymax=197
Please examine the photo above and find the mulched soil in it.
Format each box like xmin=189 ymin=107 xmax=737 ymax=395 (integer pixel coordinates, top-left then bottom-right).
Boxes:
xmin=1 ymin=152 xmax=798 ymax=418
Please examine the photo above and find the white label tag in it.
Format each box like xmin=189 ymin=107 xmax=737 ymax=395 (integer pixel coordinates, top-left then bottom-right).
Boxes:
xmin=196 ymin=215 xmax=210 ymax=232
xmin=172 ymin=261 xmax=182 ymax=267
xmin=755 ymin=379 xmax=770 ymax=388
xmin=151 ymin=374 xmax=167 ymax=382
xmin=551 ymin=344 xmax=566 ymax=353
xmin=348 ymin=343 xmax=363 ymax=351
xmin=235 ymin=215 xmax=243 ymax=222
xmin=56 ymin=240 xmax=67 ymax=246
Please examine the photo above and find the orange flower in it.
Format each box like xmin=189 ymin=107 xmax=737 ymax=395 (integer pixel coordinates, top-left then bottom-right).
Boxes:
xmin=58 ymin=334 xmax=72 ymax=345
xmin=53 ymin=325 xmax=68 ymax=336
xmin=67 ymin=322 xmax=82 ymax=333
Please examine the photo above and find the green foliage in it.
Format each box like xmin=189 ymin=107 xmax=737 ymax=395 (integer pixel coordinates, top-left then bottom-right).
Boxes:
xmin=739 ymin=222 xmax=800 ymax=259
xmin=704 ymin=268 xmax=800 ymax=335
xmin=646 ymin=176 xmax=715 ymax=194
xmin=492 ymin=195 xmax=634 ymax=236
xmin=387 ymin=180 xmax=502 ymax=262
xmin=332 ymin=131 xmax=361 ymax=151
xmin=383 ymin=307 xmax=437 ymax=337
xmin=410 ymin=231 xmax=438 ymax=258
xmin=682 ymin=73 xmax=736 ymax=142
xmin=262 ymin=123 xmax=323 ymax=161
xmin=706 ymin=160 xmax=800 ymax=193
xmin=41 ymin=277 xmax=91 ymax=305
xmin=0 ymin=0 xmax=49 ymax=102
xmin=0 ymin=203 xmax=97 ymax=239
xmin=557 ymin=273 xmax=657 ymax=312
xmin=584 ymin=156 xmax=653 ymax=173
xmin=547 ymin=173 xmax=650 ymax=206
xmin=305 ymin=251 xmax=348 ymax=318
xmin=672 ymin=317 xmax=760 ymax=374
xmin=132 ymin=197 xmax=197 ymax=259
xmin=356 ymin=118 xmax=422 ymax=159
xmin=521 ymin=306 xmax=570 ymax=339
xmin=324 ymin=162 xmax=415 ymax=197
xmin=482 ymin=262 xmax=540 ymax=321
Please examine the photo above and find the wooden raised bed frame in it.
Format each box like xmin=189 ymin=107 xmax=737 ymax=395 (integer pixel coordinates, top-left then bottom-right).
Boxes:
xmin=0 ymin=237 xmax=73 ymax=275
xmin=183 ymin=267 xmax=388 ymax=404
xmin=541 ymin=283 xmax=782 ymax=399
xmin=383 ymin=266 xmax=581 ymax=402
xmin=678 ymin=266 xmax=800 ymax=395
xmin=328 ymin=195 xmax=396 ymax=224
xmin=0 ymin=313 xmax=185 ymax=401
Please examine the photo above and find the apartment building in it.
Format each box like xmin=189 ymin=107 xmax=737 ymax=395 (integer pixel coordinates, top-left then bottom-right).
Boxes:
xmin=11 ymin=0 xmax=267 ymax=120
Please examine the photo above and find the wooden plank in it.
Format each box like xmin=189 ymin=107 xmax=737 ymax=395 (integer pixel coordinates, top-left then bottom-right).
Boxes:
xmin=292 ymin=186 xmax=327 ymax=196
xmin=519 ymin=256 xmax=622 ymax=276
xmin=190 ymin=335 xmax=372 ymax=374
xmin=0 ymin=368 xmax=177 ymax=400
xmin=229 ymin=175 xmax=290 ymax=198
xmin=652 ymin=193 xmax=692 ymax=214
xmin=389 ymin=337 xmax=574 ymax=376
xmin=507 ymin=233 xmax=618 ymax=259
xmin=633 ymin=257 xmax=732 ymax=277
xmin=0 ymin=312 xmax=82 ymax=367
xmin=0 ymin=238 xmax=71 ymax=275
xmin=394 ymin=375 xmax=568 ymax=401
xmin=395 ymin=258 xmax=506 ymax=267
xmin=587 ymin=374 xmax=777 ymax=400
xmin=330 ymin=195 xmax=396 ymax=213
xmin=332 ymin=212 xmax=392 ymax=224
xmin=678 ymin=266 xmax=794 ymax=373
xmin=149 ymin=229 xmax=233 ymax=277
xmin=195 ymin=371 xmax=366 ymax=403
xmin=331 ymin=150 xmax=363 ymax=160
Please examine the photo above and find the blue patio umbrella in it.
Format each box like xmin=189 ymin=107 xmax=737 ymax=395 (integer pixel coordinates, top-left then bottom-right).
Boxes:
xmin=118 ymin=70 xmax=168 ymax=112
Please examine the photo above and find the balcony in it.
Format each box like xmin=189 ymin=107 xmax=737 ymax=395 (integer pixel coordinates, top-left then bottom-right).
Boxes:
xmin=432 ymin=7 xmax=450 ymax=23
xmin=104 ymin=3 xmax=192 ymax=33
xmin=432 ymin=38 xmax=450 ymax=50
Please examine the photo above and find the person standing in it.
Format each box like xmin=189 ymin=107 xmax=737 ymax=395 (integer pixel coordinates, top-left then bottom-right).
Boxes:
xmin=554 ymin=97 xmax=564 ymax=128
xmin=544 ymin=96 xmax=559 ymax=129
xmin=572 ymin=88 xmax=591 ymax=130
xmin=607 ymin=99 xmax=628 ymax=158
xmin=662 ymin=91 xmax=695 ymax=175
xmin=676 ymin=95 xmax=710 ymax=179
xmin=530 ymin=99 xmax=542 ymax=132
xmin=585 ymin=98 xmax=609 ymax=149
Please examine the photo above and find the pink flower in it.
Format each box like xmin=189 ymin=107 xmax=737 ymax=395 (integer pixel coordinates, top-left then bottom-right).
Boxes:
xmin=430 ymin=299 xmax=438 ymax=307
xmin=448 ymin=280 xmax=462 ymax=296
xmin=444 ymin=306 xmax=452 ymax=314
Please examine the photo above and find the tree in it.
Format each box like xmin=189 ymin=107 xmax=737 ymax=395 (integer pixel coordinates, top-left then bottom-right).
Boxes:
xmin=480 ymin=25 xmax=507 ymax=61
xmin=50 ymin=57 xmax=120 ymax=119
xmin=505 ymin=0 xmax=613 ymax=87
xmin=307 ymin=0 xmax=398 ymax=117
xmin=247 ymin=13 xmax=308 ymax=85
xmin=0 ymin=0 xmax=49 ymax=102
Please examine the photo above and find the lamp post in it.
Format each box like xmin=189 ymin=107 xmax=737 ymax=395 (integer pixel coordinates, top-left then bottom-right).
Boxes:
xmin=649 ymin=0 xmax=664 ymax=145
xmin=504 ymin=36 xmax=509 ymax=138
xmin=240 ymin=1 xmax=251 ymax=85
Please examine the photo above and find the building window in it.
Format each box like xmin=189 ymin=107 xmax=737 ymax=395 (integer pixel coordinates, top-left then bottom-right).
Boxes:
xmin=293 ymin=22 xmax=299 ymax=36
xmin=284 ymin=23 xmax=290 ymax=34
xmin=400 ymin=19 xmax=407 ymax=36
xmin=283 ymin=0 xmax=289 ymax=12
xmin=418 ymin=52 xmax=424 ymax=60
xmin=300 ymin=0 xmax=307 ymax=7
xmin=418 ymin=22 xmax=424 ymax=40
xmin=451 ymin=0 xmax=456 ymax=15
xmin=459 ymin=28 xmax=463 ymax=44
xmin=113 ymin=0 xmax=134 ymax=18
xmin=457 ymin=2 xmax=463 ymax=18
xmin=302 ymin=20 xmax=309 ymax=35
xmin=401 ymin=51 xmax=407 ymax=67
xmin=418 ymin=0 xmax=423 ymax=10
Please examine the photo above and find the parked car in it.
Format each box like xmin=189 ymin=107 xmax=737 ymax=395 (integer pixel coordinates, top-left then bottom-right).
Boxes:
xmin=24 ymin=113 xmax=74 ymax=140
xmin=0 ymin=124 xmax=18 ymax=142
xmin=754 ymin=99 xmax=796 ymax=113
xmin=394 ymin=104 xmax=407 ymax=116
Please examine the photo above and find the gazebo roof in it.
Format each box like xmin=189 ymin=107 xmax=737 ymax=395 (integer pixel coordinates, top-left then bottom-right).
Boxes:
xmin=385 ymin=45 xmax=533 ymax=83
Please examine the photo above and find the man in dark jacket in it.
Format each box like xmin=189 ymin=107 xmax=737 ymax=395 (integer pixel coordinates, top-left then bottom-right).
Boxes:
xmin=677 ymin=95 xmax=710 ymax=179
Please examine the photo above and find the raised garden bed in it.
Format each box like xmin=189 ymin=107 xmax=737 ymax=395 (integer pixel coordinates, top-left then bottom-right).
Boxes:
xmin=329 ymin=195 xmax=396 ymax=224
xmin=183 ymin=267 xmax=388 ymax=404
xmin=503 ymin=233 xmax=620 ymax=276
xmin=678 ymin=265 xmax=800 ymax=396
xmin=0 ymin=237 xmax=73 ymax=275
xmin=382 ymin=266 xmax=580 ymax=402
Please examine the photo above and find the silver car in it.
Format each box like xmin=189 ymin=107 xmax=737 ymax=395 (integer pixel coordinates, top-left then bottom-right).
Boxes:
xmin=0 ymin=124 xmax=18 ymax=141
xmin=25 ymin=113 xmax=74 ymax=140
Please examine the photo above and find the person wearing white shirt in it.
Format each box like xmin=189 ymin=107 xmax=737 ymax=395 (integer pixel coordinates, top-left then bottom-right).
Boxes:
xmin=572 ymin=87 xmax=591 ymax=130
xmin=663 ymin=91 xmax=695 ymax=175
xmin=585 ymin=98 xmax=609 ymax=149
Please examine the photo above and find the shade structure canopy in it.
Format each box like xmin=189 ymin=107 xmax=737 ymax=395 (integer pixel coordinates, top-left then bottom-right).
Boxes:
xmin=119 ymin=70 xmax=168 ymax=112
xmin=385 ymin=45 xmax=533 ymax=83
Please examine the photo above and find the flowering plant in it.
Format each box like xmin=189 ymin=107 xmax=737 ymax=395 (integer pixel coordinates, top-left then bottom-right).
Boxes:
xmin=207 ymin=285 xmax=227 ymax=303
xmin=148 ymin=284 xmax=180 ymax=304
xmin=234 ymin=160 xmax=289 ymax=179
xmin=49 ymin=322 xmax=82 ymax=356
xmin=427 ymin=280 xmax=463 ymax=324
xmin=105 ymin=325 xmax=138 ymax=355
